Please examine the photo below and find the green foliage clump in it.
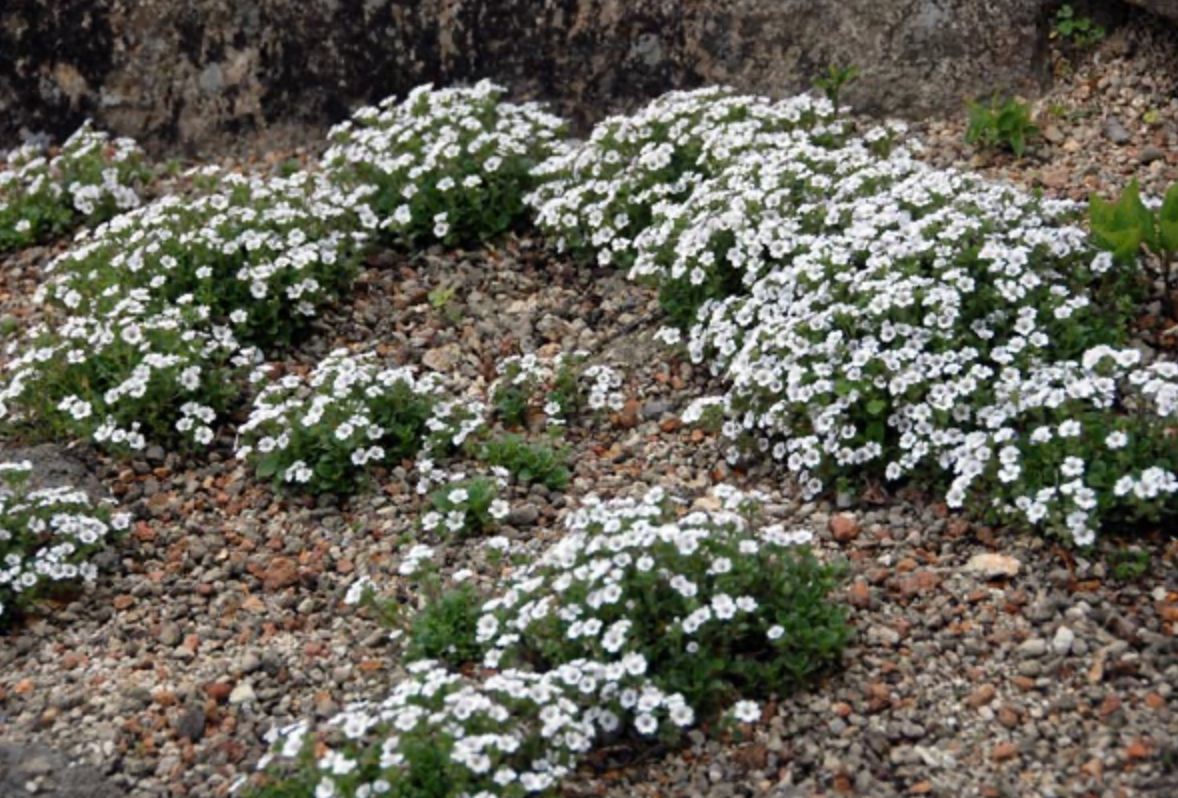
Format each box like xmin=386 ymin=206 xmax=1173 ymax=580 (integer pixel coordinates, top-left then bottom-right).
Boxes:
xmin=473 ymin=433 xmax=570 ymax=491
xmin=812 ymin=64 xmax=859 ymax=115
xmin=422 ymin=476 xmax=502 ymax=538
xmin=1089 ymin=180 xmax=1178 ymax=320
xmin=325 ymin=80 xmax=566 ymax=246
xmin=965 ymin=96 xmax=1039 ymax=157
xmin=1052 ymin=5 xmax=1106 ymax=49
xmin=0 ymin=122 xmax=149 ymax=252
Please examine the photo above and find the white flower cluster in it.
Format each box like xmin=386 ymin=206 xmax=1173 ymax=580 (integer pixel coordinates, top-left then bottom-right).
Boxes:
xmin=0 ymin=121 xmax=146 ymax=251
xmin=237 ymin=349 xmax=449 ymax=494
xmin=40 ymin=168 xmax=374 ymax=347
xmin=0 ymin=296 xmax=255 ymax=450
xmin=475 ymin=486 xmax=827 ymax=732
xmin=262 ymin=659 xmax=627 ymax=798
xmin=0 ymin=461 xmax=131 ymax=623
xmin=262 ymin=486 xmax=833 ymax=797
xmin=623 ymin=110 xmax=1178 ymax=544
xmin=528 ymin=87 xmax=844 ymax=267
xmin=326 ymin=80 xmax=566 ymax=244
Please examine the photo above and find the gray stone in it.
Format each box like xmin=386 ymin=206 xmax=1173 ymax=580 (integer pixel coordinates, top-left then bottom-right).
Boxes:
xmin=228 ymin=682 xmax=256 ymax=705
xmin=0 ymin=742 xmax=122 ymax=798
xmin=174 ymin=706 xmax=206 ymax=742
xmin=1052 ymin=626 xmax=1075 ymax=656
xmin=1018 ymin=638 xmax=1048 ymax=658
xmin=1102 ymin=116 xmax=1132 ymax=145
xmin=506 ymin=504 xmax=540 ymax=527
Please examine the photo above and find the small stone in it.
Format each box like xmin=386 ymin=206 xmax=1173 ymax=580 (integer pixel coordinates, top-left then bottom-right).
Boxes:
xmin=241 ymin=595 xmax=267 ymax=614
xmin=206 ymin=682 xmax=233 ymax=702
xmin=505 ymin=504 xmax=539 ymax=527
xmin=991 ymin=742 xmax=1018 ymax=762
xmin=867 ymin=625 xmax=901 ymax=647
xmin=228 ymin=682 xmax=256 ymax=705
xmin=262 ymin=557 xmax=299 ymax=592
xmin=847 ymin=581 xmax=873 ymax=609
xmin=1102 ymin=116 xmax=1131 ymax=145
xmin=618 ymin=398 xmax=641 ymax=429
xmin=830 ymin=514 xmax=860 ymax=542
xmin=172 ymin=644 xmax=196 ymax=661
xmin=963 ymin=553 xmax=1020 ymax=579
xmin=1139 ymin=145 xmax=1165 ymax=165
xmin=1051 ymin=626 xmax=1075 ymax=656
xmin=966 ymin=684 xmax=997 ymax=709
xmin=1018 ymin=638 xmax=1047 ymax=658
xmin=1041 ymin=124 xmax=1064 ymax=144
xmin=422 ymin=344 xmax=460 ymax=372
xmin=159 ymin=623 xmax=182 ymax=647
xmin=175 ymin=706 xmax=205 ymax=742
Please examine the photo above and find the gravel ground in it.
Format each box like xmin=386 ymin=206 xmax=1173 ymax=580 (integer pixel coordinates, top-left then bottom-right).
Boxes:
xmin=1 ymin=11 xmax=1177 ymax=798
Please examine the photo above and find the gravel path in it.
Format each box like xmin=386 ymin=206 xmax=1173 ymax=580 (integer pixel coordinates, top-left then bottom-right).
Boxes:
xmin=1 ymin=11 xmax=1177 ymax=798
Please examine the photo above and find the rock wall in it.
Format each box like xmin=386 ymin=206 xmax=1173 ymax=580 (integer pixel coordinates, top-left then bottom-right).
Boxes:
xmin=1 ymin=0 xmax=1051 ymax=154
xmin=1125 ymin=0 xmax=1178 ymax=23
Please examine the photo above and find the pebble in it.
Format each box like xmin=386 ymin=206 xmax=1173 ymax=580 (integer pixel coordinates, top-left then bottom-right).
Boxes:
xmin=963 ymin=553 xmax=1020 ymax=579
xmin=228 ymin=683 xmax=256 ymax=705
xmin=1018 ymin=638 xmax=1048 ymax=658
xmin=1102 ymin=116 xmax=1132 ymax=145
xmin=1052 ymin=626 xmax=1076 ymax=656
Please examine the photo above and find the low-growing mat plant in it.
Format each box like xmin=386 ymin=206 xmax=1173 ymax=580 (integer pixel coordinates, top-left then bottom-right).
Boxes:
xmin=0 ymin=122 xmax=148 ymax=252
xmin=0 ymin=460 xmax=131 ymax=626
xmin=0 ymin=302 xmax=253 ymax=452
xmin=325 ymin=80 xmax=566 ymax=246
xmin=528 ymin=87 xmax=846 ymax=269
xmin=422 ymin=476 xmax=502 ymax=539
xmin=40 ymin=168 xmax=375 ymax=349
xmin=477 ymin=486 xmax=850 ymax=725
xmin=236 ymin=350 xmax=444 ymax=495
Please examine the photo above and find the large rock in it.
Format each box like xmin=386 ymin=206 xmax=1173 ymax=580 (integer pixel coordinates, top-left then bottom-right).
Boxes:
xmin=1125 ymin=0 xmax=1178 ymax=23
xmin=1 ymin=0 xmax=1050 ymax=153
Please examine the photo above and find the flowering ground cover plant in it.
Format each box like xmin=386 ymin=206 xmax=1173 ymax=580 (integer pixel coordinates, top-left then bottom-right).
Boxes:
xmin=528 ymin=87 xmax=846 ymax=268
xmin=40 ymin=169 xmax=375 ymax=349
xmin=0 ymin=122 xmax=148 ymax=252
xmin=0 ymin=460 xmax=131 ymax=626
xmin=237 ymin=350 xmax=445 ymax=495
xmin=659 ymin=130 xmax=1178 ymax=545
xmin=0 ymin=299 xmax=252 ymax=452
xmin=476 ymin=486 xmax=849 ymax=726
xmin=254 ymin=660 xmax=620 ymax=798
xmin=325 ymin=80 xmax=566 ymax=246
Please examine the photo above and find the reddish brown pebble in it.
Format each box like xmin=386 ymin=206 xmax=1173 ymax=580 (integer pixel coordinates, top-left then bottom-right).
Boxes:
xmin=830 ymin=514 xmax=860 ymax=542
xmin=847 ymin=582 xmax=873 ymax=609
xmin=206 ymin=682 xmax=232 ymax=702
xmin=966 ymin=684 xmax=996 ymax=709
xmin=1145 ymin=693 xmax=1166 ymax=710
xmin=991 ymin=742 xmax=1018 ymax=762
xmin=261 ymin=557 xmax=299 ymax=592
xmin=113 ymin=595 xmax=135 ymax=610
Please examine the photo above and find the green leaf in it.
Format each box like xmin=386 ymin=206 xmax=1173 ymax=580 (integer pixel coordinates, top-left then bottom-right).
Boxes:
xmin=866 ymin=399 xmax=887 ymax=416
xmin=256 ymin=454 xmax=282 ymax=479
